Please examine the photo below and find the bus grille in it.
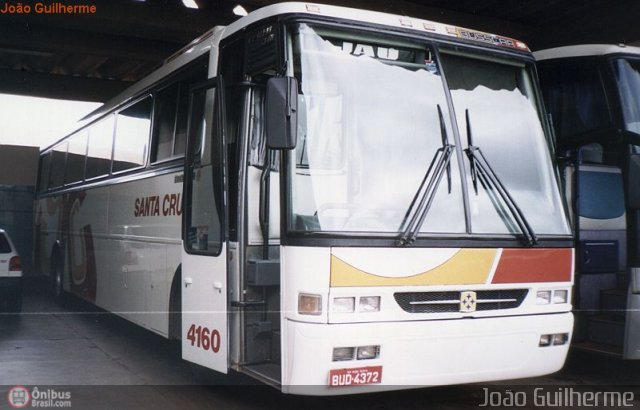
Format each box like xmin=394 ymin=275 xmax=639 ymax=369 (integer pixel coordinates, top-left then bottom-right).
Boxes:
xmin=394 ymin=289 xmax=528 ymax=313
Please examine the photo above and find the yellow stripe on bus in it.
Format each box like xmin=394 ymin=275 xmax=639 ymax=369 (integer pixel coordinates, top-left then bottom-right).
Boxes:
xmin=330 ymin=249 xmax=497 ymax=287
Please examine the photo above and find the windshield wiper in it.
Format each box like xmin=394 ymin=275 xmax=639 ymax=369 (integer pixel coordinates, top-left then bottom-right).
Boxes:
xmin=464 ymin=109 xmax=537 ymax=246
xmin=398 ymin=105 xmax=454 ymax=246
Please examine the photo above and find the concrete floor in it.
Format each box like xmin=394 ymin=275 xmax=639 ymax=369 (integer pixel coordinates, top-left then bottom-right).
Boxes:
xmin=1 ymin=278 xmax=640 ymax=409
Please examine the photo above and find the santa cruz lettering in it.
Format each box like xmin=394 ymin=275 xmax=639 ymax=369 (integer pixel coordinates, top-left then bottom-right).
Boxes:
xmin=134 ymin=193 xmax=182 ymax=217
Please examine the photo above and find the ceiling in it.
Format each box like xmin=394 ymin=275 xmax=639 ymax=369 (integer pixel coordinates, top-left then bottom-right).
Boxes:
xmin=1 ymin=0 xmax=639 ymax=102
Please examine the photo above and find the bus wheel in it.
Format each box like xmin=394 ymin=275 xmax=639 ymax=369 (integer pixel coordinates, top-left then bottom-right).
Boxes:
xmin=51 ymin=252 xmax=66 ymax=305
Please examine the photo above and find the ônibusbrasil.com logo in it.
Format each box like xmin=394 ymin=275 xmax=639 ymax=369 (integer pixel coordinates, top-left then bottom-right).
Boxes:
xmin=6 ymin=386 xmax=71 ymax=408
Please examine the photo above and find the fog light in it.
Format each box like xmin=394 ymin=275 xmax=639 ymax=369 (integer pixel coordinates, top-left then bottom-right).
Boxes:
xmin=539 ymin=334 xmax=551 ymax=347
xmin=553 ymin=290 xmax=568 ymax=304
xmin=553 ymin=333 xmax=568 ymax=345
xmin=536 ymin=290 xmax=551 ymax=305
xmin=359 ymin=296 xmax=381 ymax=312
xmin=357 ymin=345 xmax=380 ymax=360
xmin=333 ymin=347 xmax=355 ymax=361
xmin=333 ymin=297 xmax=355 ymax=313
xmin=298 ymin=293 xmax=322 ymax=315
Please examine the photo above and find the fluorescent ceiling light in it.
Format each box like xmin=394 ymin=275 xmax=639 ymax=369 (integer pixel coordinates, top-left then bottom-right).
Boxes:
xmin=182 ymin=0 xmax=198 ymax=9
xmin=233 ymin=5 xmax=248 ymax=16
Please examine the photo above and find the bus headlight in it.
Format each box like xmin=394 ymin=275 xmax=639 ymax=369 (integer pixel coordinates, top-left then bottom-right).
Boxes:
xmin=359 ymin=296 xmax=380 ymax=312
xmin=553 ymin=289 xmax=568 ymax=304
xmin=333 ymin=297 xmax=355 ymax=313
xmin=332 ymin=345 xmax=381 ymax=361
xmin=552 ymin=333 xmax=569 ymax=345
xmin=536 ymin=289 xmax=569 ymax=305
xmin=332 ymin=347 xmax=355 ymax=361
xmin=539 ymin=334 xmax=551 ymax=346
xmin=299 ymin=293 xmax=322 ymax=315
xmin=357 ymin=345 xmax=380 ymax=360
xmin=539 ymin=333 xmax=569 ymax=347
xmin=536 ymin=290 xmax=552 ymax=305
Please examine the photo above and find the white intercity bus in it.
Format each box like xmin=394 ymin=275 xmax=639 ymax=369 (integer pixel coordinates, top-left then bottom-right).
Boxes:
xmin=536 ymin=44 xmax=640 ymax=359
xmin=35 ymin=2 xmax=574 ymax=395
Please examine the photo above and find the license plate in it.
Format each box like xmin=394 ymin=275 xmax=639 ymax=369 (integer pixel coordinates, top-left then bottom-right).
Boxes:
xmin=328 ymin=366 xmax=383 ymax=387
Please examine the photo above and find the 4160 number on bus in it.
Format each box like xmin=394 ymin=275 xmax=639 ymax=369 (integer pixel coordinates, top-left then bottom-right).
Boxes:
xmin=186 ymin=324 xmax=221 ymax=353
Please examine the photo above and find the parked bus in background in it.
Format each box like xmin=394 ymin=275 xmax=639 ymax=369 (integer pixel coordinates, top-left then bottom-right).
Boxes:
xmin=35 ymin=3 xmax=574 ymax=395
xmin=536 ymin=44 xmax=640 ymax=359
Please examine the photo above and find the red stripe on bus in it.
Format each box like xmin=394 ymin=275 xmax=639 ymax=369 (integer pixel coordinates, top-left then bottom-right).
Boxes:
xmin=492 ymin=248 xmax=572 ymax=283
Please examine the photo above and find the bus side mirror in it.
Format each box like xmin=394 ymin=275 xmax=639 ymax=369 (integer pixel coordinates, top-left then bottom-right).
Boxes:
xmin=266 ymin=76 xmax=298 ymax=150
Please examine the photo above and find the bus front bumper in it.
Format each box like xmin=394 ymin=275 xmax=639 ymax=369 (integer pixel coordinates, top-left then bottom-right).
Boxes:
xmin=282 ymin=312 xmax=573 ymax=395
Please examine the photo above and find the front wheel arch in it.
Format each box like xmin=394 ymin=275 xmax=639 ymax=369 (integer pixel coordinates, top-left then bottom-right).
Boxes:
xmin=168 ymin=265 xmax=182 ymax=340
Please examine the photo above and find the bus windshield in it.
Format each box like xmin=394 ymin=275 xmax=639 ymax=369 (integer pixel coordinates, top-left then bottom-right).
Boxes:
xmin=614 ymin=58 xmax=640 ymax=135
xmin=289 ymin=24 xmax=570 ymax=238
xmin=441 ymin=51 xmax=570 ymax=236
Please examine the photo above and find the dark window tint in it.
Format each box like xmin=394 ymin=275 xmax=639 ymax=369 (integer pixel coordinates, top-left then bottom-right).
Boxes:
xmin=174 ymin=61 xmax=209 ymax=157
xmin=220 ymin=38 xmax=244 ymax=241
xmin=614 ymin=58 xmax=640 ymax=135
xmin=0 ymin=234 xmax=10 ymax=253
xmin=49 ymin=142 xmax=67 ymax=189
xmin=38 ymin=152 xmax=51 ymax=193
xmin=152 ymin=83 xmax=180 ymax=162
xmin=113 ymin=96 xmax=152 ymax=173
xmin=538 ymin=59 xmax=612 ymax=144
xmin=173 ymin=83 xmax=192 ymax=158
xmin=185 ymin=84 xmax=223 ymax=255
xmin=150 ymin=56 xmax=208 ymax=163
xmin=578 ymin=168 xmax=625 ymax=219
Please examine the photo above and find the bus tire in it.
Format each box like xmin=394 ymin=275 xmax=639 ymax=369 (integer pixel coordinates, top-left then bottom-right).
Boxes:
xmin=51 ymin=248 xmax=66 ymax=305
xmin=168 ymin=266 xmax=182 ymax=340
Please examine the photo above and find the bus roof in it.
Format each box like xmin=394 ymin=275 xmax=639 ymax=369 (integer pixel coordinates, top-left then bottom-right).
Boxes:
xmin=534 ymin=44 xmax=640 ymax=61
xmin=222 ymin=2 xmax=530 ymax=51
xmin=71 ymin=2 xmax=530 ymax=147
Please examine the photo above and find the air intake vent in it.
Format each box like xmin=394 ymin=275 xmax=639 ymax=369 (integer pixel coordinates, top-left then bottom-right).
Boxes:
xmin=246 ymin=23 xmax=280 ymax=76
xmin=394 ymin=289 xmax=528 ymax=313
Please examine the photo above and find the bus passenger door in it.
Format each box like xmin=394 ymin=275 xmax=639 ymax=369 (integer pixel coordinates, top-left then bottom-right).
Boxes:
xmin=181 ymin=79 xmax=228 ymax=373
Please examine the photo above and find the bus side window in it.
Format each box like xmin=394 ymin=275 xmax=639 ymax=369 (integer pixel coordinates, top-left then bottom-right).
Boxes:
xmin=174 ymin=62 xmax=209 ymax=157
xmin=538 ymin=60 xmax=611 ymax=145
xmin=248 ymin=84 xmax=279 ymax=171
xmin=65 ymin=130 xmax=88 ymax=185
xmin=38 ymin=152 xmax=51 ymax=193
xmin=49 ymin=142 xmax=67 ymax=189
xmin=150 ymin=57 xmax=209 ymax=163
xmin=86 ymin=115 xmax=115 ymax=180
xmin=184 ymin=85 xmax=223 ymax=255
xmin=219 ymin=36 xmax=245 ymax=242
xmin=113 ymin=96 xmax=153 ymax=173
xmin=152 ymin=83 xmax=180 ymax=163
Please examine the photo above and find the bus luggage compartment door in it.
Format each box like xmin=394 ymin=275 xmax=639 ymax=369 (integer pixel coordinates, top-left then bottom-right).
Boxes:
xmin=181 ymin=248 xmax=228 ymax=372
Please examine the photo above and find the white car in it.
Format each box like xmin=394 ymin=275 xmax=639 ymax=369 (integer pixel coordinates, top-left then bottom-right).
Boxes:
xmin=0 ymin=229 xmax=22 ymax=313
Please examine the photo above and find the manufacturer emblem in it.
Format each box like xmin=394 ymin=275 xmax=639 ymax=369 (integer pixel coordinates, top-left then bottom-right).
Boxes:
xmin=460 ymin=291 xmax=477 ymax=313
